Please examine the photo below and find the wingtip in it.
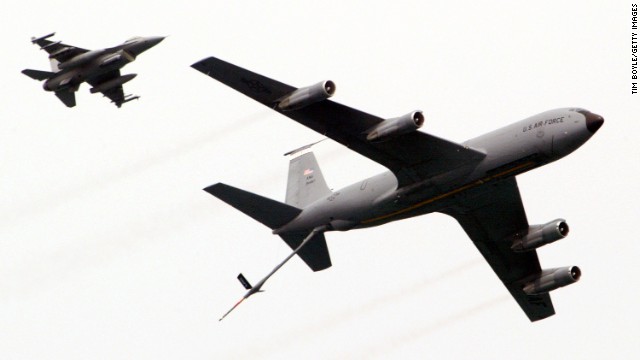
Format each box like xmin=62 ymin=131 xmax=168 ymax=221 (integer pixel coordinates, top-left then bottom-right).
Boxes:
xmin=30 ymin=32 xmax=56 ymax=43
xmin=191 ymin=57 xmax=212 ymax=70
xmin=203 ymin=182 xmax=224 ymax=194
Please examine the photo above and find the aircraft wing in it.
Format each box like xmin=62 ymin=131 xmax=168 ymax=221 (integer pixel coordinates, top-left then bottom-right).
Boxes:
xmin=31 ymin=35 xmax=88 ymax=63
xmin=440 ymin=177 xmax=556 ymax=322
xmin=86 ymin=70 xmax=127 ymax=107
xmin=192 ymin=56 xmax=485 ymax=187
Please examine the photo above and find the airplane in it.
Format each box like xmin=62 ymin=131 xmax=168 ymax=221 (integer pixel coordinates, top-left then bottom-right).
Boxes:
xmin=191 ymin=56 xmax=604 ymax=322
xmin=22 ymin=33 xmax=164 ymax=108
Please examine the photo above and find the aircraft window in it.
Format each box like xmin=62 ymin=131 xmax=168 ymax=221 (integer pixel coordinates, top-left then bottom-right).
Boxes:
xmin=360 ymin=181 xmax=368 ymax=190
xmin=125 ymin=37 xmax=142 ymax=43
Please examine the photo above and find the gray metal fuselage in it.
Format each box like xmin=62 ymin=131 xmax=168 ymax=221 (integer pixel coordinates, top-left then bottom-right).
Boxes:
xmin=42 ymin=36 xmax=163 ymax=92
xmin=275 ymin=108 xmax=600 ymax=234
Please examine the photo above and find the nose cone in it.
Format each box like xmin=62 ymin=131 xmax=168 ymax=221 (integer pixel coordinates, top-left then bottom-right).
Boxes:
xmin=146 ymin=36 xmax=165 ymax=48
xmin=578 ymin=110 xmax=604 ymax=133
xmin=127 ymin=36 xmax=165 ymax=56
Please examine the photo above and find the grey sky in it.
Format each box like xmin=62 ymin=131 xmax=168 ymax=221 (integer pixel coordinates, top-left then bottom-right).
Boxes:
xmin=1 ymin=1 xmax=638 ymax=358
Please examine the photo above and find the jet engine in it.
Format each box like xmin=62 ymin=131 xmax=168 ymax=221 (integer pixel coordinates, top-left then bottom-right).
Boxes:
xmin=277 ymin=80 xmax=336 ymax=111
xmin=58 ymin=49 xmax=106 ymax=70
xmin=523 ymin=266 xmax=581 ymax=295
xmin=366 ymin=111 xmax=425 ymax=141
xmin=511 ymin=219 xmax=569 ymax=252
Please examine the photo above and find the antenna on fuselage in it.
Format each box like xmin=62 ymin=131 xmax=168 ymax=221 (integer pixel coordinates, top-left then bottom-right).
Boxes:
xmin=283 ymin=138 xmax=327 ymax=156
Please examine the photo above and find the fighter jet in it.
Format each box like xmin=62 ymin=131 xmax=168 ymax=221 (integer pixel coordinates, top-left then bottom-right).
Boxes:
xmin=192 ymin=56 xmax=604 ymax=322
xmin=22 ymin=33 xmax=164 ymax=107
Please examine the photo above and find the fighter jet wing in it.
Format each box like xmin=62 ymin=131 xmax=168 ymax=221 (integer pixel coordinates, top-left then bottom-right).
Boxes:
xmin=192 ymin=56 xmax=485 ymax=187
xmin=439 ymin=177 xmax=556 ymax=322
xmin=31 ymin=34 xmax=88 ymax=63
xmin=86 ymin=70 xmax=126 ymax=107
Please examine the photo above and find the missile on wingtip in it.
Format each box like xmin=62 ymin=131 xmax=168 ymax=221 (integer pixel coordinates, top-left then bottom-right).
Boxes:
xmin=111 ymin=94 xmax=140 ymax=103
xmin=111 ymin=94 xmax=140 ymax=108
xmin=122 ymin=94 xmax=140 ymax=103
xmin=31 ymin=32 xmax=56 ymax=43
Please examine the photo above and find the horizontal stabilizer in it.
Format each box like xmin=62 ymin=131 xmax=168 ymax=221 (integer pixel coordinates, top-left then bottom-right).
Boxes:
xmin=204 ymin=183 xmax=302 ymax=230
xmin=55 ymin=91 xmax=76 ymax=108
xmin=279 ymin=231 xmax=332 ymax=271
xmin=22 ymin=69 xmax=55 ymax=81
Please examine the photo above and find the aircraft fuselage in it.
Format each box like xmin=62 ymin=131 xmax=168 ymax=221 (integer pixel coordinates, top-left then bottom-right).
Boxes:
xmin=43 ymin=53 xmax=130 ymax=92
xmin=40 ymin=36 xmax=164 ymax=93
xmin=274 ymin=108 xmax=603 ymax=234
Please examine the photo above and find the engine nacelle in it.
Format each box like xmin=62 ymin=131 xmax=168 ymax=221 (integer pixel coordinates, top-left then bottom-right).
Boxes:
xmin=58 ymin=49 xmax=106 ymax=70
xmin=277 ymin=80 xmax=335 ymax=111
xmin=366 ymin=111 xmax=425 ymax=141
xmin=511 ymin=218 xmax=569 ymax=252
xmin=523 ymin=266 xmax=581 ymax=295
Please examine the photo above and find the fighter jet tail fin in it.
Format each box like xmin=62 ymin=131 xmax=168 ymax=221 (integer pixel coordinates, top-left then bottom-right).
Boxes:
xmin=204 ymin=183 xmax=302 ymax=230
xmin=285 ymin=152 xmax=332 ymax=208
xmin=55 ymin=91 xmax=76 ymax=108
xmin=22 ymin=69 xmax=56 ymax=81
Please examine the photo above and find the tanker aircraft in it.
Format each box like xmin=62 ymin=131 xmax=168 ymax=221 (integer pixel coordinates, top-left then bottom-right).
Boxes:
xmin=22 ymin=33 xmax=164 ymax=107
xmin=192 ymin=56 xmax=603 ymax=322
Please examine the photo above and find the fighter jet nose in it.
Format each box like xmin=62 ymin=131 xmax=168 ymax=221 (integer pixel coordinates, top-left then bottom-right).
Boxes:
xmin=126 ymin=36 xmax=165 ymax=56
xmin=577 ymin=110 xmax=604 ymax=133
xmin=148 ymin=36 xmax=165 ymax=46
xmin=586 ymin=113 xmax=604 ymax=133
xmin=587 ymin=116 xmax=604 ymax=133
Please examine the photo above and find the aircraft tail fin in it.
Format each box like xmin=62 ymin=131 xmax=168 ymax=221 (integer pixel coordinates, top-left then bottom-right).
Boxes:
xmin=205 ymin=182 xmax=332 ymax=272
xmin=22 ymin=69 xmax=56 ymax=81
xmin=204 ymin=183 xmax=302 ymax=230
xmin=285 ymin=152 xmax=332 ymax=208
xmin=55 ymin=91 xmax=76 ymax=108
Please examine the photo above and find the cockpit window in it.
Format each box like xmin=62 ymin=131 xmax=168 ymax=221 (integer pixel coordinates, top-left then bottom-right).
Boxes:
xmin=568 ymin=107 xmax=586 ymax=112
xmin=125 ymin=36 xmax=142 ymax=44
